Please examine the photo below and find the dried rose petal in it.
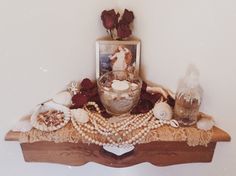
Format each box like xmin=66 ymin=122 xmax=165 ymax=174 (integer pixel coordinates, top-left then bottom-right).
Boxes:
xmin=81 ymin=87 xmax=98 ymax=99
xmin=150 ymin=93 xmax=162 ymax=104
xmin=121 ymin=9 xmax=134 ymax=24
xmin=89 ymin=95 xmax=100 ymax=103
xmin=71 ymin=93 xmax=88 ymax=108
xmin=140 ymin=91 xmax=152 ymax=101
xmin=138 ymin=100 xmax=153 ymax=113
xmin=101 ymin=9 xmax=119 ymax=29
xmin=130 ymin=106 xmax=139 ymax=114
xmin=80 ymin=78 xmax=95 ymax=90
xmin=167 ymin=95 xmax=175 ymax=107
xmin=141 ymin=81 xmax=147 ymax=91
xmin=101 ymin=111 xmax=112 ymax=118
xmin=116 ymin=22 xmax=132 ymax=39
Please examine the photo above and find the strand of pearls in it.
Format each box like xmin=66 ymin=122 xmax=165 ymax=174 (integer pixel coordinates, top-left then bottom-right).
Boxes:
xmin=72 ymin=102 xmax=166 ymax=146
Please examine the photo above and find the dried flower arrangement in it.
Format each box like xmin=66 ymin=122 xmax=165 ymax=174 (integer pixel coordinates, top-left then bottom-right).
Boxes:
xmin=101 ymin=9 xmax=134 ymax=40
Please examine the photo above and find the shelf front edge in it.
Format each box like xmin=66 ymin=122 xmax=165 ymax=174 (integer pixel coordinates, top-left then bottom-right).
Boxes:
xmin=5 ymin=126 xmax=231 ymax=143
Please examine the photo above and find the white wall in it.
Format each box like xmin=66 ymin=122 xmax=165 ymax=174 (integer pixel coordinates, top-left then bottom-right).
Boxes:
xmin=0 ymin=0 xmax=235 ymax=175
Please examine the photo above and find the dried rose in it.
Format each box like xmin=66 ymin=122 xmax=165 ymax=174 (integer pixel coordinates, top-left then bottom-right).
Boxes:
xmin=81 ymin=87 xmax=98 ymax=99
xmin=71 ymin=93 xmax=88 ymax=108
xmin=80 ymin=78 xmax=95 ymax=90
xmin=137 ymin=100 xmax=153 ymax=113
xmin=117 ymin=22 xmax=132 ymax=39
xmin=140 ymin=91 xmax=153 ymax=102
xmin=150 ymin=93 xmax=162 ymax=105
xmin=101 ymin=9 xmax=119 ymax=30
xmin=121 ymin=9 xmax=134 ymax=24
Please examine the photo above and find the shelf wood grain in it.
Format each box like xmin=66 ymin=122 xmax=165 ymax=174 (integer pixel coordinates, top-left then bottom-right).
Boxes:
xmin=20 ymin=141 xmax=217 ymax=167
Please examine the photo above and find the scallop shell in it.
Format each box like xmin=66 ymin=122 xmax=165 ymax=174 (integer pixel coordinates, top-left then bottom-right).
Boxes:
xmin=197 ymin=117 xmax=214 ymax=131
xmin=71 ymin=108 xmax=89 ymax=124
xmin=53 ymin=91 xmax=72 ymax=107
xmin=30 ymin=101 xmax=71 ymax=132
xmin=153 ymin=102 xmax=173 ymax=120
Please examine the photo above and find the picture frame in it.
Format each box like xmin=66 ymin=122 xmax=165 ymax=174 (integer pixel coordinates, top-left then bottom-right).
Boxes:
xmin=96 ymin=36 xmax=141 ymax=79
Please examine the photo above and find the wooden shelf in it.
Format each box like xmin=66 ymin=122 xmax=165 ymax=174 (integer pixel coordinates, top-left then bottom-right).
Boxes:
xmin=5 ymin=126 xmax=230 ymax=167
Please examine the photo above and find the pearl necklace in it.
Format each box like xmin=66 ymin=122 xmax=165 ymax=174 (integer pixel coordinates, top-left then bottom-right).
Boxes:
xmin=71 ymin=102 xmax=177 ymax=146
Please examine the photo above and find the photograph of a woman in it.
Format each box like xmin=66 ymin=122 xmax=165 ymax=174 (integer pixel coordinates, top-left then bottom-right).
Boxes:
xmin=96 ymin=39 xmax=140 ymax=78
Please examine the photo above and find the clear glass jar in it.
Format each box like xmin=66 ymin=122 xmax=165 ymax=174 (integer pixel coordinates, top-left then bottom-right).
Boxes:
xmin=174 ymin=65 xmax=203 ymax=126
xmin=174 ymin=91 xmax=201 ymax=126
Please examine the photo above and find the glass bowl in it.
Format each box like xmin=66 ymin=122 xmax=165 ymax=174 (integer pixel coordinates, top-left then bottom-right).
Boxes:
xmin=97 ymin=71 xmax=142 ymax=115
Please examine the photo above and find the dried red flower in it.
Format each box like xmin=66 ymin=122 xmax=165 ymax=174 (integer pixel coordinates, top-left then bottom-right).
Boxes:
xmin=141 ymin=81 xmax=147 ymax=91
xmin=101 ymin=111 xmax=112 ymax=118
xmin=80 ymin=78 xmax=95 ymax=90
xmin=121 ymin=9 xmax=134 ymax=24
xmin=71 ymin=93 xmax=88 ymax=108
xmin=117 ymin=23 xmax=132 ymax=39
xmin=101 ymin=9 xmax=119 ymax=30
xmin=150 ymin=93 xmax=162 ymax=104
xmin=167 ymin=95 xmax=175 ymax=107
xmin=140 ymin=91 xmax=153 ymax=101
xmin=100 ymin=9 xmax=134 ymax=39
xmin=137 ymin=100 xmax=153 ymax=113
xmin=81 ymin=87 xmax=98 ymax=99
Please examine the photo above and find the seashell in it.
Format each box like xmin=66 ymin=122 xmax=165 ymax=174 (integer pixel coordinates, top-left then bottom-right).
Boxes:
xmin=30 ymin=101 xmax=70 ymax=132
xmin=103 ymin=145 xmax=134 ymax=156
xmin=197 ymin=116 xmax=214 ymax=131
xmin=53 ymin=91 xmax=72 ymax=107
xmin=71 ymin=108 xmax=89 ymax=124
xmin=153 ymin=102 xmax=173 ymax=120
xmin=170 ymin=119 xmax=179 ymax=128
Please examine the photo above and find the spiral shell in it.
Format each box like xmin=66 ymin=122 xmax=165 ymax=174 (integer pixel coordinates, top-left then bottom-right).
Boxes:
xmin=153 ymin=102 xmax=173 ymax=120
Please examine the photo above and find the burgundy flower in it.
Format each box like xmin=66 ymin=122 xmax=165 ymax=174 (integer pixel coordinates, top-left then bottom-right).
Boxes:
xmin=121 ymin=9 xmax=134 ymax=24
xmin=80 ymin=78 xmax=95 ymax=90
xmin=137 ymin=100 xmax=153 ymax=113
xmin=167 ymin=95 xmax=175 ymax=107
xmin=71 ymin=93 xmax=88 ymax=108
xmin=101 ymin=9 xmax=119 ymax=30
xmin=117 ymin=22 xmax=132 ymax=39
xmin=141 ymin=81 xmax=147 ymax=91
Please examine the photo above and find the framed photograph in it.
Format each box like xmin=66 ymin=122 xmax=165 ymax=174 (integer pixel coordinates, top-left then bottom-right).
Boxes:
xmin=96 ymin=37 xmax=141 ymax=79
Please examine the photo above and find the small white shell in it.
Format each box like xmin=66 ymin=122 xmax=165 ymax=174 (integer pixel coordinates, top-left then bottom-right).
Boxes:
xmin=153 ymin=102 xmax=173 ymax=120
xmin=53 ymin=91 xmax=72 ymax=107
xmin=197 ymin=117 xmax=214 ymax=131
xmin=170 ymin=119 xmax=179 ymax=128
xmin=71 ymin=108 xmax=89 ymax=124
